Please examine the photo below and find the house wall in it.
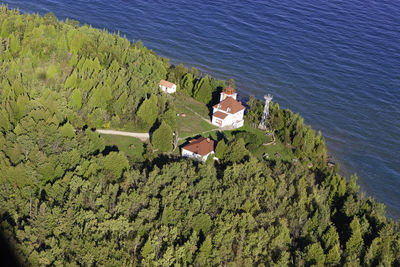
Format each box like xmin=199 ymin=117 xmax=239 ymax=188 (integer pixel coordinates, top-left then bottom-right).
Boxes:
xmin=220 ymin=92 xmax=237 ymax=102
xmin=182 ymin=149 xmax=196 ymax=158
xmin=212 ymin=116 xmax=223 ymax=126
xmin=167 ymin=85 xmax=176 ymax=93
xmin=212 ymin=112 xmax=232 ymax=127
xmin=232 ymin=110 xmax=244 ymax=121
xmin=212 ymin=108 xmax=244 ymax=128
xmin=182 ymin=149 xmax=214 ymax=161
xmin=160 ymin=85 xmax=176 ymax=94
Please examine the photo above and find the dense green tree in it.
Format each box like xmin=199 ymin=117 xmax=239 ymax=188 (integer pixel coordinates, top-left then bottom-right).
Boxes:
xmin=160 ymin=106 xmax=177 ymax=130
xmin=151 ymin=121 xmax=173 ymax=152
xmin=245 ymin=95 xmax=264 ymax=127
xmin=215 ymin=139 xmax=227 ymax=159
xmin=60 ymin=122 xmax=75 ymax=138
xmin=181 ymin=73 xmax=194 ymax=95
xmin=345 ymin=217 xmax=364 ymax=262
xmin=137 ymin=95 xmax=158 ymax=129
xmin=224 ymin=138 xmax=249 ymax=164
xmin=194 ymin=75 xmax=213 ymax=104
xmin=70 ymin=88 xmax=82 ymax=110
xmin=103 ymin=151 xmax=129 ymax=182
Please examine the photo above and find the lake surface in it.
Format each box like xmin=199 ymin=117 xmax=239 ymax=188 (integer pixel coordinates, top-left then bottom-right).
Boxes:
xmin=4 ymin=0 xmax=400 ymax=218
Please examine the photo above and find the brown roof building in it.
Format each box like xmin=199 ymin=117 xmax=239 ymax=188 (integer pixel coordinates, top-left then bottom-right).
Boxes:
xmin=212 ymin=88 xmax=245 ymax=128
xmin=213 ymin=97 xmax=245 ymax=114
xmin=182 ymin=137 xmax=215 ymax=159
xmin=213 ymin=111 xmax=228 ymax=120
xmin=159 ymin=80 xmax=177 ymax=94
xmin=159 ymin=80 xmax=175 ymax=88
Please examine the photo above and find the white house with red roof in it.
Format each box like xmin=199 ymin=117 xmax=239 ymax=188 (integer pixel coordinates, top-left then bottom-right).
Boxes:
xmin=181 ymin=137 xmax=215 ymax=161
xmin=159 ymin=80 xmax=176 ymax=94
xmin=212 ymin=87 xmax=245 ymax=128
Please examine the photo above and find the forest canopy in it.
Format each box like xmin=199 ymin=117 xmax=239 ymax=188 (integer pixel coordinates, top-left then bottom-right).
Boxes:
xmin=0 ymin=5 xmax=399 ymax=266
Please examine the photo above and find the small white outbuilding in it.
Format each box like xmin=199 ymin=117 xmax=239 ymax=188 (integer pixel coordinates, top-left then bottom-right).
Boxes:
xmin=159 ymin=80 xmax=176 ymax=94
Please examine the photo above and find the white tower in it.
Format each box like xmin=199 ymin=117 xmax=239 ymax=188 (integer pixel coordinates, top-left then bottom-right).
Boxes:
xmin=258 ymin=94 xmax=273 ymax=130
xmin=220 ymin=87 xmax=237 ymax=102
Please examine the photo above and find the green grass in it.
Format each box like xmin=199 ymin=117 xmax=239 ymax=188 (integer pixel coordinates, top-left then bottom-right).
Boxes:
xmin=100 ymin=134 xmax=145 ymax=161
xmin=221 ymin=122 xmax=272 ymax=142
xmin=250 ymin=142 xmax=294 ymax=162
xmin=174 ymin=95 xmax=218 ymax=138
xmin=175 ymin=95 xmax=211 ymax=118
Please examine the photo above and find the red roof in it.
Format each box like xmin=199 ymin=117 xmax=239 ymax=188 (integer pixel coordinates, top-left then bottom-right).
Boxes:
xmin=213 ymin=111 xmax=228 ymax=120
xmin=159 ymin=80 xmax=175 ymax=88
xmin=182 ymin=137 xmax=215 ymax=156
xmin=223 ymin=87 xmax=236 ymax=95
xmin=213 ymin=97 xmax=245 ymax=114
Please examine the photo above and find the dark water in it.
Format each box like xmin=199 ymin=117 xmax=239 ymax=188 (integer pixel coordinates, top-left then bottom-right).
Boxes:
xmin=3 ymin=0 xmax=400 ymax=218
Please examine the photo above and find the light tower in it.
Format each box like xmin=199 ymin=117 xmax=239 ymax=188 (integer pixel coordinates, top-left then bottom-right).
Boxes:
xmin=258 ymin=94 xmax=273 ymax=130
xmin=220 ymin=87 xmax=237 ymax=101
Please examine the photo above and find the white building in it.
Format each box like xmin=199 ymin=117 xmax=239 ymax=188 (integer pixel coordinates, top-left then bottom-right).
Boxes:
xmin=182 ymin=137 xmax=215 ymax=161
xmin=159 ymin=80 xmax=176 ymax=94
xmin=212 ymin=87 xmax=245 ymax=128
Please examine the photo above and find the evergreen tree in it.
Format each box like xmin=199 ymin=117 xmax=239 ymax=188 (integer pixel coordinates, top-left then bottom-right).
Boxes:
xmin=103 ymin=151 xmax=129 ymax=182
xmin=70 ymin=88 xmax=82 ymax=110
xmin=151 ymin=121 xmax=173 ymax=152
xmin=60 ymin=122 xmax=75 ymax=138
xmin=215 ymin=139 xmax=227 ymax=159
xmin=345 ymin=217 xmax=364 ymax=262
xmin=181 ymin=73 xmax=194 ymax=95
xmin=137 ymin=95 xmax=158 ymax=129
xmin=194 ymin=76 xmax=212 ymax=104
xmin=224 ymin=138 xmax=249 ymax=164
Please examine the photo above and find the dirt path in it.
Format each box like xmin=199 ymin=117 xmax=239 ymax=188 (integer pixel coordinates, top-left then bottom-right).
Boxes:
xmin=96 ymin=129 xmax=150 ymax=141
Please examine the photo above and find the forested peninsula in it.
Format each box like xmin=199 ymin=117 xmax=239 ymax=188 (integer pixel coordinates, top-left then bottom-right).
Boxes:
xmin=0 ymin=6 xmax=399 ymax=266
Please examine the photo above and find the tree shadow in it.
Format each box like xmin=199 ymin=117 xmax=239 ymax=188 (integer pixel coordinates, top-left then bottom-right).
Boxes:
xmin=207 ymin=86 xmax=224 ymax=118
xmin=0 ymin=231 xmax=21 ymax=267
xmin=151 ymin=154 xmax=186 ymax=170
xmin=102 ymin=145 xmax=119 ymax=156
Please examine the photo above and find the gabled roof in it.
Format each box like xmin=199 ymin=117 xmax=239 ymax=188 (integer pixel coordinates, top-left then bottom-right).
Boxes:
xmin=223 ymin=87 xmax=236 ymax=95
xmin=182 ymin=137 xmax=215 ymax=156
xmin=213 ymin=111 xmax=228 ymax=120
xmin=159 ymin=80 xmax=175 ymax=88
xmin=213 ymin=97 xmax=245 ymax=114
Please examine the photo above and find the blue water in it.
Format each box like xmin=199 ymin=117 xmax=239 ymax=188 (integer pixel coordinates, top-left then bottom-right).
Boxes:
xmin=3 ymin=0 xmax=400 ymax=218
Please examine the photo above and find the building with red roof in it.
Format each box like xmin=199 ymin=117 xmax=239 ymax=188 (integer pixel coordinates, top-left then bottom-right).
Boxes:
xmin=159 ymin=79 xmax=176 ymax=94
xmin=212 ymin=88 xmax=245 ymax=128
xmin=181 ymin=137 xmax=215 ymax=161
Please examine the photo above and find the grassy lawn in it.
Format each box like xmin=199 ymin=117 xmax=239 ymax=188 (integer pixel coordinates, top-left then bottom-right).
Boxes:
xmin=175 ymin=95 xmax=211 ymax=118
xmin=252 ymin=142 xmax=294 ymax=162
xmin=100 ymin=134 xmax=145 ymax=161
xmin=174 ymin=95 xmax=218 ymax=138
xmin=221 ymin=122 xmax=272 ymax=142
